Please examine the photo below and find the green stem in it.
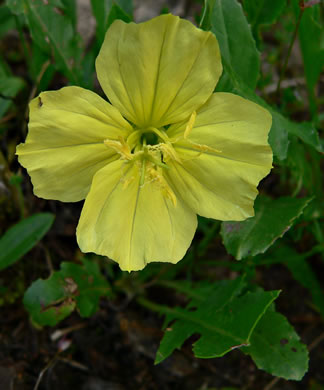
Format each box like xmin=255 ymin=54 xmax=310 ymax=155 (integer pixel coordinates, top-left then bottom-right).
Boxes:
xmin=276 ymin=2 xmax=305 ymax=96
xmin=199 ymin=0 xmax=208 ymax=28
xmin=155 ymin=280 xmax=205 ymax=301
xmin=136 ymin=296 xmax=175 ymax=316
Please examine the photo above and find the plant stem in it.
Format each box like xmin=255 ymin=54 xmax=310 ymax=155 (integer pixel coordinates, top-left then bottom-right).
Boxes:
xmin=276 ymin=1 xmax=305 ymax=97
xmin=199 ymin=0 xmax=208 ymax=28
xmin=136 ymin=296 xmax=175 ymax=316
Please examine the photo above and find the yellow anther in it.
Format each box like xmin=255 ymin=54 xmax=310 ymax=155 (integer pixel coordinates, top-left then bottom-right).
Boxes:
xmin=146 ymin=167 xmax=177 ymax=206
xmin=122 ymin=176 xmax=135 ymax=189
xmin=104 ymin=136 xmax=133 ymax=160
xmin=189 ymin=142 xmax=222 ymax=154
xmin=144 ymin=147 xmax=169 ymax=169
xmin=182 ymin=111 xmax=222 ymax=155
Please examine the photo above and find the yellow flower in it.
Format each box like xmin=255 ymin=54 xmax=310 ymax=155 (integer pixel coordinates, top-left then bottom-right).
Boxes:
xmin=16 ymin=14 xmax=272 ymax=272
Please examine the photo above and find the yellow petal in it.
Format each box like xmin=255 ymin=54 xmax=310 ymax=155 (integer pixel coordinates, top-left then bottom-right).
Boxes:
xmin=96 ymin=14 xmax=222 ymax=128
xmin=165 ymin=93 xmax=273 ymax=220
xmin=77 ymin=160 xmax=197 ymax=271
xmin=16 ymin=87 xmax=132 ymax=202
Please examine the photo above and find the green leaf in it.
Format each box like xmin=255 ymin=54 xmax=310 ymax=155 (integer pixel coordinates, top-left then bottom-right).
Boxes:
xmin=205 ymin=0 xmax=260 ymax=90
xmin=243 ymin=0 xmax=287 ymax=31
xmin=221 ymin=196 xmax=311 ymax=260
xmin=5 ymin=0 xmax=25 ymax=15
xmin=22 ymin=0 xmax=83 ymax=84
xmin=287 ymin=259 xmax=324 ymax=319
xmin=111 ymin=0 xmax=133 ymax=17
xmin=0 ymin=75 xmax=25 ymax=118
xmin=274 ymin=246 xmax=324 ymax=319
xmin=0 ymin=5 xmax=16 ymax=37
xmin=217 ymin=69 xmax=291 ymax=160
xmin=269 ymin=111 xmax=290 ymax=159
xmin=59 ymin=259 xmax=110 ymax=317
xmin=205 ymin=3 xmax=322 ymax=158
xmin=106 ymin=3 xmax=131 ymax=30
xmin=0 ymin=213 xmax=55 ymax=271
xmin=243 ymin=309 xmax=309 ymax=380
xmin=61 ymin=0 xmax=77 ymax=31
xmin=203 ymin=0 xmax=321 ymax=160
xmin=155 ymin=277 xmax=279 ymax=364
xmin=286 ymin=138 xmax=316 ymax=194
xmin=284 ymin=119 xmax=323 ymax=153
xmin=28 ymin=43 xmax=55 ymax=89
xmin=298 ymin=3 xmax=324 ymax=117
xmin=23 ymin=258 xmax=110 ymax=326
xmin=0 ymin=76 xmax=25 ymax=98
xmin=23 ymin=273 xmax=76 ymax=326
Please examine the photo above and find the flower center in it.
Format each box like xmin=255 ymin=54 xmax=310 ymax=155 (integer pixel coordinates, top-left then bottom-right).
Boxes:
xmin=102 ymin=111 xmax=220 ymax=206
xmin=103 ymin=125 xmax=179 ymax=205
xmin=140 ymin=131 xmax=158 ymax=146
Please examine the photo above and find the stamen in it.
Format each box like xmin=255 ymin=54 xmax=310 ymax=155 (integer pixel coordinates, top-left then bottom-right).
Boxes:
xmin=188 ymin=142 xmax=222 ymax=154
xmin=184 ymin=111 xmax=197 ymax=139
xmin=104 ymin=136 xmax=133 ymax=160
xmin=182 ymin=111 xmax=222 ymax=155
xmin=146 ymin=166 xmax=177 ymax=206
xmin=143 ymin=146 xmax=169 ymax=169
xmin=159 ymin=143 xmax=182 ymax=164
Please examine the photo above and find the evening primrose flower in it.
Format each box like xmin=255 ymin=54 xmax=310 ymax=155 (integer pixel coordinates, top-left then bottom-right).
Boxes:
xmin=16 ymin=14 xmax=272 ymax=272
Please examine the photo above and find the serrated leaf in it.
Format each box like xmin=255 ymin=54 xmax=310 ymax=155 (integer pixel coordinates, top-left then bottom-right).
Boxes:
xmin=221 ymin=196 xmax=311 ymax=260
xmin=0 ymin=213 xmax=55 ymax=271
xmin=203 ymin=0 xmax=321 ymax=160
xmin=23 ymin=258 xmax=110 ymax=326
xmin=243 ymin=310 xmax=309 ymax=380
xmin=205 ymin=0 xmax=260 ymax=90
xmin=155 ymin=277 xmax=279 ymax=364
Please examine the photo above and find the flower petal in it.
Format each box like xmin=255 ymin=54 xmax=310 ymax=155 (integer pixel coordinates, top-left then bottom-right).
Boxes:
xmin=96 ymin=14 xmax=222 ymax=128
xmin=165 ymin=93 xmax=273 ymax=220
xmin=77 ymin=160 xmax=197 ymax=271
xmin=17 ymin=86 xmax=132 ymax=202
